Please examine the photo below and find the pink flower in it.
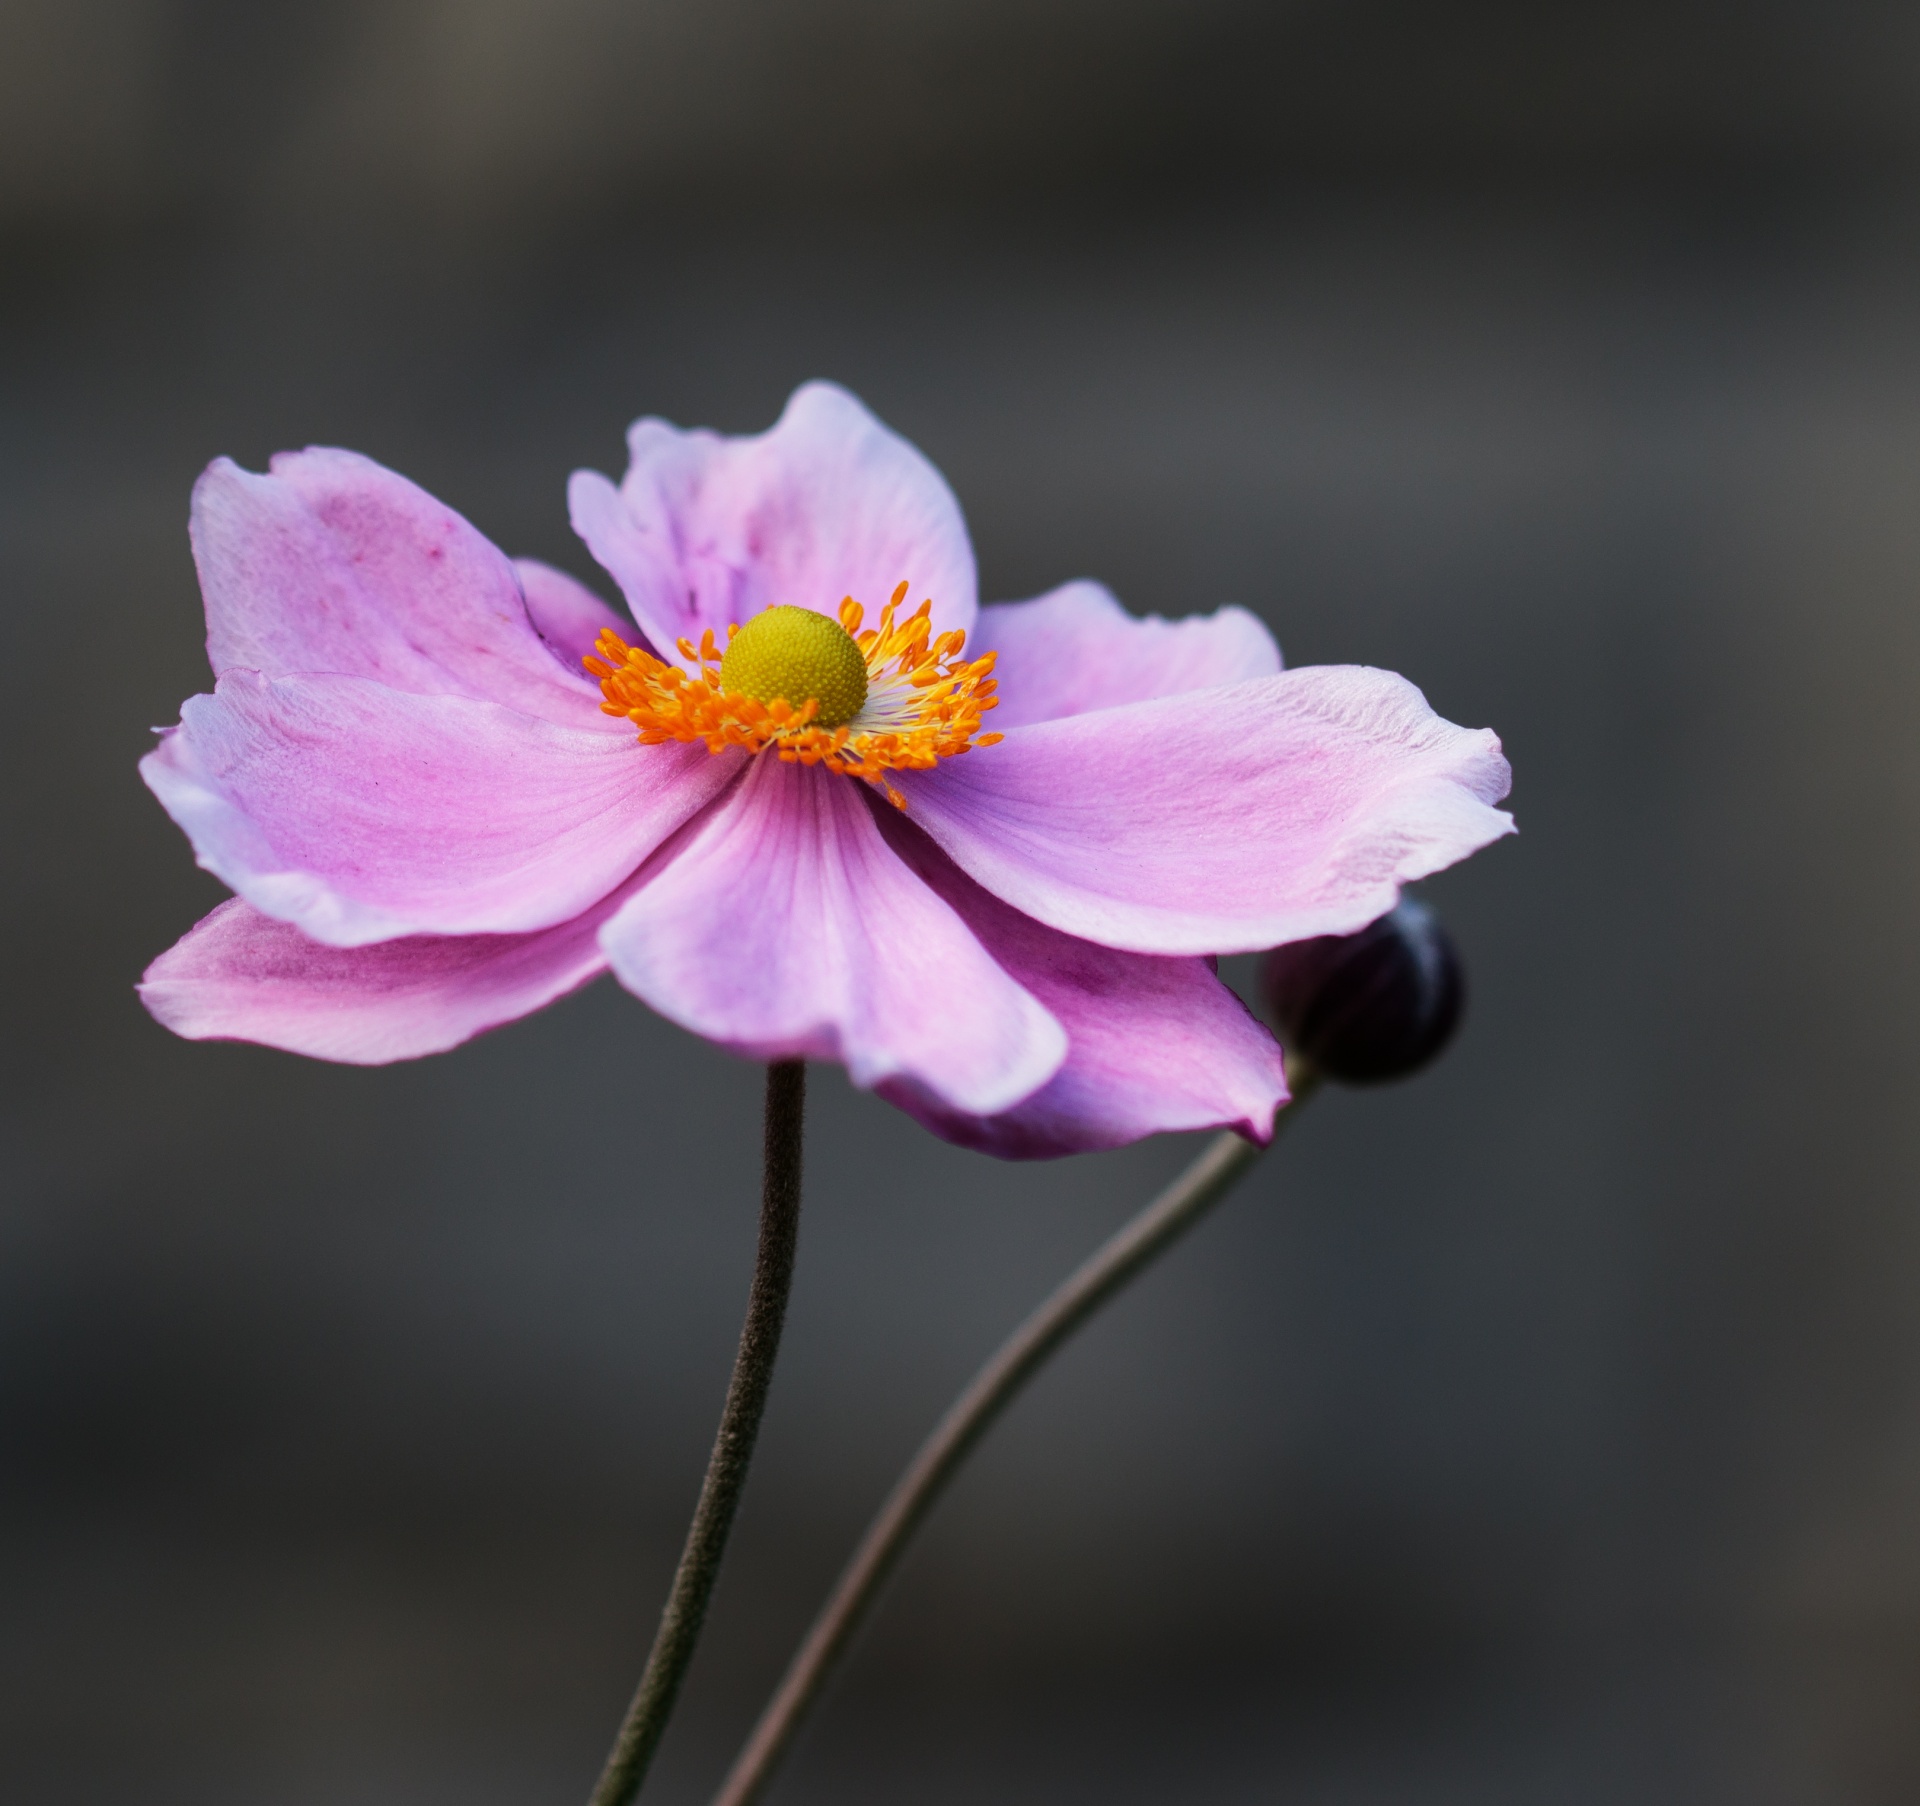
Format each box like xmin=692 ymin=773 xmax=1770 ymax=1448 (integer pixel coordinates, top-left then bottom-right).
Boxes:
xmin=140 ymin=383 xmax=1513 ymax=1157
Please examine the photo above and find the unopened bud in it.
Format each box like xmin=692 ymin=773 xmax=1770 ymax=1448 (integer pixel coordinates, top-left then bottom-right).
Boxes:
xmin=1259 ymin=896 xmax=1465 ymax=1084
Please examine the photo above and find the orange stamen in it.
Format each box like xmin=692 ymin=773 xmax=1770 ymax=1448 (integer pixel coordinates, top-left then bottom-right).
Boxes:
xmin=586 ymin=581 xmax=1002 ymax=810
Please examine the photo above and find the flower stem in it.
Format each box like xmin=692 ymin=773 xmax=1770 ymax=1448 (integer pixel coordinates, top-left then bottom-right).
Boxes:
xmin=709 ymin=1064 xmax=1321 ymax=1806
xmin=589 ymin=1059 xmax=807 ymax=1806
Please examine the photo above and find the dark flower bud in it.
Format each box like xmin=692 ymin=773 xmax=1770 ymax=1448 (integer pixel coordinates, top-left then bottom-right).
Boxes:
xmin=1259 ymin=896 xmax=1465 ymax=1084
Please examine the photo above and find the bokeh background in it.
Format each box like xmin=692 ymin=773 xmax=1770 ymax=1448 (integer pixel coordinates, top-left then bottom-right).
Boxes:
xmin=6 ymin=3 xmax=1920 ymax=1801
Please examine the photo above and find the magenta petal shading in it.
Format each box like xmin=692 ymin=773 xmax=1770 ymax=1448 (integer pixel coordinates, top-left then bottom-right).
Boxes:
xmin=600 ymin=757 xmax=1065 ymax=1115
xmin=901 ymin=666 xmax=1514 ymax=956
xmin=977 ymin=581 xmax=1282 ymax=730
xmin=142 ymin=671 xmax=742 ymax=947
xmin=140 ymin=897 xmax=617 ymax=1063
xmin=568 ymin=381 xmax=977 ymax=656
xmin=514 ymin=557 xmax=637 ymax=669
xmin=192 ymin=449 xmax=608 ymax=728
xmin=873 ymin=816 xmax=1288 ymax=1158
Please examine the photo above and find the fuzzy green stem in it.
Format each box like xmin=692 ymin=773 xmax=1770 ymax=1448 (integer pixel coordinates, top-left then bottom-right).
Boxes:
xmin=710 ymin=1064 xmax=1320 ymax=1806
xmin=589 ymin=1059 xmax=806 ymax=1806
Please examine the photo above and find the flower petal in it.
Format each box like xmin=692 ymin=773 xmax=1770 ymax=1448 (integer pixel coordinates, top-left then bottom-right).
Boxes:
xmin=192 ymin=449 xmax=607 ymax=728
xmin=514 ymin=557 xmax=638 ymax=668
xmin=600 ymin=757 xmax=1064 ymax=1116
xmin=977 ymin=581 xmax=1281 ymax=730
xmin=901 ymin=666 xmax=1514 ymax=956
xmin=142 ymin=671 xmax=741 ymax=947
xmin=565 ymin=467 xmax=689 ymax=658
xmin=872 ymin=817 xmax=1288 ymax=1158
xmin=139 ymin=897 xmax=615 ymax=1064
xmin=569 ymin=381 xmax=977 ymax=656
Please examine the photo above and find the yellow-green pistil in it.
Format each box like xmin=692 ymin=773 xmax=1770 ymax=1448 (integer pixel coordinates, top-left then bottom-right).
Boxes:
xmin=717 ymin=605 xmax=869 ymax=729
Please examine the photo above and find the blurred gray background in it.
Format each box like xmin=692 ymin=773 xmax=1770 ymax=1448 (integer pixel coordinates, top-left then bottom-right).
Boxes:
xmin=5 ymin=2 xmax=1920 ymax=1802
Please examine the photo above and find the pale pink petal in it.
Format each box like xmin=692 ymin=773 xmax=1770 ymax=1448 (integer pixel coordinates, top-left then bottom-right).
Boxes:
xmin=142 ymin=671 xmax=741 ymax=947
xmin=192 ymin=449 xmax=607 ymax=728
xmin=139 ymin=897 xmax=616 ymax=1064
xmin=901 ymin=666 xmax=1514 ymax=956
xmin=873 ymin=817 xmax=1288 ymax=1158
xmin=600 ymin=757 xmax=1064 ymax=1116
xmin=977 ymin=581 xmax=1281 ymax=731
xmin=565 ymin=468 xmax=690 ymax=658
xmin=514 ymin=557 xmax=638 ymax=669
xmin=569 ymin=381 xmax=977 ymax=656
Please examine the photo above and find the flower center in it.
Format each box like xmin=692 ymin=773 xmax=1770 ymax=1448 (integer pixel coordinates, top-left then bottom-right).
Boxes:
xmin=584 ymin=582 xmax=1002 ymax=809
xmin=717 ymin=605 xmax=868 ymax=728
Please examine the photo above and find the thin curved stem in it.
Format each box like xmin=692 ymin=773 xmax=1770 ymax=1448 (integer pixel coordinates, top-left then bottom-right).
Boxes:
xmin=710 ymin=1066 xmax=1320 ymax=1806
xmin=590 ymin=1059 xmax=807 ymax=1806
